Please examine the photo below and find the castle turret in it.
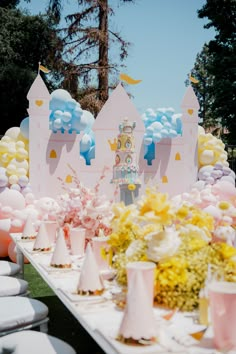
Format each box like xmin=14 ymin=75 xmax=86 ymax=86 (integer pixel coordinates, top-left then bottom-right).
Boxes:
xmin=27 ymin=74 xmax=51 ymax=198
xmin=181 ymin=85 xmax=200 ymax=190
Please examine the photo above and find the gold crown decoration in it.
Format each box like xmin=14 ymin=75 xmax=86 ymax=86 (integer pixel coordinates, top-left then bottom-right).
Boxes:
xmin=108 ymin=138 xmax=117 ymax=151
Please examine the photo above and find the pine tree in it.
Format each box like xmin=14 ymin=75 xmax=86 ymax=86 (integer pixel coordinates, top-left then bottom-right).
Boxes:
xmin=48 ymin=0 xmax=135 ymax=115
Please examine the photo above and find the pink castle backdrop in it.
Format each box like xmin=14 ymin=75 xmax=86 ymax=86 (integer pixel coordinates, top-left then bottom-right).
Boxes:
xmin=27 ymin=74 xmax=199 ymax=201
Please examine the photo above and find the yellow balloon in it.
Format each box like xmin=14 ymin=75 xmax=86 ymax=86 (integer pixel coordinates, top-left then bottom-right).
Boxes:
xmin=0 ymin=142 xmax=9 ymax=153
xmin=9 ymin=175 xmax=19 ymax=185
xmin=17 ymin=133 xmax=28 ymax=145
xmin=16 ymin=148 xmax=28 ymax=160
xmin=1 ymin=153 xmax=10 ymax=164
xmin=9 ymin=158 xmax=28 ymax=170
xmin=5 ymin=127 xmax=21 ymax=141
xmin=16 ymin=167 xmax=27 ymax=176
xmin=1 ymin=136 xmax=12 ymax=143
xmin=6 ymin=164 xmax=17 ymax=175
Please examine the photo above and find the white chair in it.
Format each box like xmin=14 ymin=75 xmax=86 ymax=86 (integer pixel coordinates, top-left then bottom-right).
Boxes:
xmin=0 ymin=296 xmax=49 ymax=336
xmin=0 ymin=261 xmax=20 ymax=276
xmin=0 ymin=276 xmax=28 ymax=297
xmin=0 ymin=330 xmax=76 ymax=354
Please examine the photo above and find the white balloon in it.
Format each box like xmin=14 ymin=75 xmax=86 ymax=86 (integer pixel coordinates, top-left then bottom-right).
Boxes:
xmin=5 ymin=127 xmax=20 ymax=141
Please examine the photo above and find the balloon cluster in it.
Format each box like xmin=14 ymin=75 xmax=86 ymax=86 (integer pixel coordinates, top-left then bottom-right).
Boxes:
xmin=0 ymin=125 xmax=32 ymax=195
xmin=142 ymin=107 xmax=182 ymax=146
xmin=198 ymin=126 xmax=228 ymax=167
xmin=49 ymin=89 xmax=95 ymax=164
xmin=198 ymin=163 xmax=235 ymax=186
xmin=197 ymin=126 xmax=235 ymax=186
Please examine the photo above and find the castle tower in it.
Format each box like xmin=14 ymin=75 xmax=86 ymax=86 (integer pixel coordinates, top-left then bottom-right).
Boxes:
xmin=27 ymin=74 xmax=51 ymax=198
xmin=111 ymin=118 xmax=141 ymax=205
xmin=181 ymin=85 xmax=199 ymax=191
xmin=92 ymin=83 xmax=145 ymax=200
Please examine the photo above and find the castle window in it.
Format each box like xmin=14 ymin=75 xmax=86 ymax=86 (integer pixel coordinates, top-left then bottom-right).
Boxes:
xmin=125 ymin=138 xmax=132 ymax=149
xmin=175 ymin=152 xmax=181 ymax=160
xmin=115 ymin=154 xmax=120 ymax=165
xmin=117 ymin=139 xmax=121 ymax=149
xmin=125 ymin=155 xmax=132 ymax=164
xmin=50 ymin=149 xmax=57 ymax=158
xmin=65 ymin=175 xmax=72 ymax=183
xmin=188 ymin=108 xmax=194 ymax=115
xmin=162 ymin=176 xmax=168 ymax=183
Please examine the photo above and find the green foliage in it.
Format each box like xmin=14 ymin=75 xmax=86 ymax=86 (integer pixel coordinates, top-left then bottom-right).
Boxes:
xmin=0 ymin=7 xmax=64 ymax=134
xmin=0 ymin=0 xmax=20 ymax=9
xmin=190 ymin=0 xmax=236 ymax=143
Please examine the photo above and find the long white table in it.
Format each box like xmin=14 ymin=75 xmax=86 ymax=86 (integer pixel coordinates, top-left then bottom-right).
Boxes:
xmin=11 ymin=233 xmax=224 ymax=354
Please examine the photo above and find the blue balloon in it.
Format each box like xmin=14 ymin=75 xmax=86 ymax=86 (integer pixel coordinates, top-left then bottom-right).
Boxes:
xmin=80 ymin=134 xmax=92 ymax=153
xmin=50 ymin=89 xmax=71 ymax=111
xmin=20 ymin=117 xmax=29 ymax=139
xmin=84 ymin=146 xmax=95 ymax=165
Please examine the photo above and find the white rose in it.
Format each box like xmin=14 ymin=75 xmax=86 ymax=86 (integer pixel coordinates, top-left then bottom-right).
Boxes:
xmin=125 ymin=240 xmax=143 ymax=258
xmin=214 ymin=225 xmax=236 ymax=246
xmin=145 ymin=226 xmax=181 ymax=262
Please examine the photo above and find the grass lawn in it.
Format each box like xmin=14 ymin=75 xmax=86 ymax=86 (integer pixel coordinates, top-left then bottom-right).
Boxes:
xmin=2 ymin=258 xmax=105 ymax=354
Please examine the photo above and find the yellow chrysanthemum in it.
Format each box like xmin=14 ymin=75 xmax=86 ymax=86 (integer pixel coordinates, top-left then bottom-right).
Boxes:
xmin=138 ymin=188 xmax=173 ymax=226
xmin=176 ymin=205 xmax=189 ymax=219
xmin=218 ymin=243 xmax=236 ymax=259
xmin=184 ymin=208 xmax=214 ymax=232
xmin=218 ymin=201 xmax=230 ymax=211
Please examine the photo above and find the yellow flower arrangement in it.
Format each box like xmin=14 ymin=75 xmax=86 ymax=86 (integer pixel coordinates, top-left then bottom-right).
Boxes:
xmin=108 ymin=187 xmax=236 ymax=311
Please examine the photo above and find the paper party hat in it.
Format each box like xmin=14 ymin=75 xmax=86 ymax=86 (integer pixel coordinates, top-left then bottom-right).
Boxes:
xmin=118 ymin=270 xmax=157 ymax=342
xmin=33 ymin=222 xmax=51 ymax=251
xmin=22 ymin=214 xmax=37 ymax=239
xmin=77 ymin=243 xmax=104 ymax=294
xmin=50 ymin=228 xmax=71 ymax=268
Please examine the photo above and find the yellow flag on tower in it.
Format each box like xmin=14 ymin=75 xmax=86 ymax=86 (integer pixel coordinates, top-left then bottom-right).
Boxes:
xmin=189 ymin=74 xmax=199 ymax=84
xmin=119 ymin=73 xmax=142 ymax=85
xmin=39 ymin=63 xmax=51 ymax=74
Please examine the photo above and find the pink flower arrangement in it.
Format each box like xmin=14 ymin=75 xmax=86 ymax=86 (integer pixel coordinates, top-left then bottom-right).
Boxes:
xmin=57 ymin=165 xmax=113 ymax=239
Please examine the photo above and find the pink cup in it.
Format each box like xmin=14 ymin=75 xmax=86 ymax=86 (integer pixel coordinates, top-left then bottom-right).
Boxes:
xmin=126 ymin=261 xmax=156 ymax=306
xmin=43 ymin=221 xmax=58 ymax=245
xmin=92 ymin=236 xmax=110 ymax=270
xmin=69 ymin=228 xmax=86 ymax=256
xmin=209 ymin=281 xmax=236 ymax=351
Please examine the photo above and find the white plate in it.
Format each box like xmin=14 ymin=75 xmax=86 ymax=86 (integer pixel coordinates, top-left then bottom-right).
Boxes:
xmin=39 ymin=263 xmax=78 ymax=273
xmin=26 ymin=249 xmax=53 ymax=254
xmin=59 ymin=288 xmax=104 ymax=302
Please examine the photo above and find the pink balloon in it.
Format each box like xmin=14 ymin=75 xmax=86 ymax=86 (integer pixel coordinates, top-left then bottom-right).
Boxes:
xmin=212 ymin=181 xmax=236 ymax=201
xmin=8 ymin=240 xmax=29 ymax=264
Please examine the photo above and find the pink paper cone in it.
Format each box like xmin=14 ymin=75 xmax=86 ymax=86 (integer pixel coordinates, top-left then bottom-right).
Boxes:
xmin=118 ymin=270 xmax=157 ymax=341
xmin=50 ymin=228 xmax=71 ymax=268
xmin=77 ymin=243 xmax=104 ymax=294
xmin=92 ymin=236 xmax=110 ymax=270
xmin=33 ymin=222 xmax=51 ymax=251
xmin=126 ymin=261 xmax=156 ymax=306
xmin=43 ymin=220 xmax=58 ymax=245
xmin=70 ymin=227 xmax=86 ymax=256
xmin=22 ymin=215 xmax=36 ymax=239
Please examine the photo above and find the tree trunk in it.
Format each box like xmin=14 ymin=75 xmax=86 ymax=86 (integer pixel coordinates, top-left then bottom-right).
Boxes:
xmin=98 ymin=0 xmax=109 ymax=103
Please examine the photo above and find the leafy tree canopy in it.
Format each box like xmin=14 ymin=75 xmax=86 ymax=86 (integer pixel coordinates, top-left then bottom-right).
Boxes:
xmin=190 ymin=0 xmax=236 ymax=143
xmin=0 ymin=7 xmax=64 ymax=134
